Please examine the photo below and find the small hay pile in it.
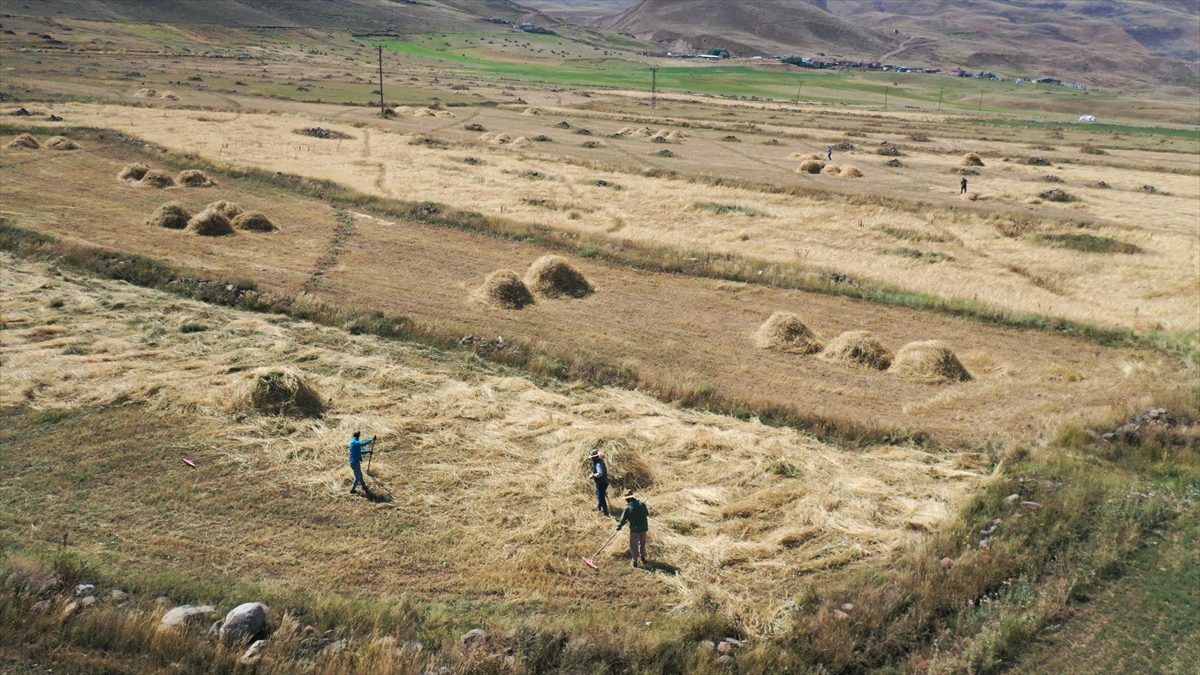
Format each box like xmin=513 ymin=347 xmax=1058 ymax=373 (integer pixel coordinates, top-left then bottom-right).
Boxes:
xmin=581 ymin=140 xmax=605 ymax=148
xmin=754 ymin=312 xmax=822 ymax=354
xmin=489 ymin=133 xmax=512 ymax=145
xmin=521 ymin=107 xmax=543 ymax=116
xmin=118 ymin=163 xmax=149 ymax=182
xmin=7 ymin=133 xmax=40 ymax=149
xmin=962 ymin=153 xmax=985 ymax=166
xmin=889 ymin=340 xmax=971 ymax=383
xmin=137 ymin=170 xmax=175 ymax=188
xmin=133 ymin=88 xmax=158 ymax=98
xmin=820 ymin=331 xmax=892 ymax=370
xmin=45 ymin=136 xmax=79 ymax=150
xmin=232 ymin=212 xmax=277 ymax=232
xmin=524 ymin=255 xmax=594 ymax=299
xmin=208 ymin=200 xmax=244 ymax=219
xmin=841 ymin=165 xmax=864 ymax=178
xmin=798 ymin=159 xmax=825 ymax=174
xmin=511 ymin=136 xmax=532 ymax=148
xmin=822 ymin=164 xmax=842 ymax=175
xmin=240 ymin=368 xmax=325 ymax=418
xmin=186 ymin=205 xmax=234 ymax=236
xmin=177 ymin=169 xmax=216 ymax=187
xmin=159 ymin=91 xmax=180 ymax=101
xmin=474 ymin=269 xmax=535 ymax=310
xmin=146 ymin=202 xmax=191 ymax=230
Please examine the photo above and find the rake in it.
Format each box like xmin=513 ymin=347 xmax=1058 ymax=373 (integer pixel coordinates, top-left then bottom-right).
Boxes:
xmin=582 ymin=529 xmax=620 ymax=570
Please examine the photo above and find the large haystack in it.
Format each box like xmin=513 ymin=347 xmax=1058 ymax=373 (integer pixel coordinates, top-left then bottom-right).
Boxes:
xmin=754 ymin=312 xmax=822 ymax=354
xmin=45 ymin=136 xmax=79 ymax=150
xmin=207 ymin=200 xmax=244 ymax=219
xmin=243 ymin=368 xmax=325 ymax=418
xmin=798 ymin=160 xmax=825 ymax=174
xmin=118 ymin=163 xmax=149 ymax=182
xmin=146 ymin=202 xmax=192 ymax=230
xmin=524 ymin=255 xmax=594 ymax=299
xmin=489 ymin=133 xmax=512 ymax=145
xmin=889 ymin=340 xmax=972 ymax=383
xmin=138 ymin=170 xmax=176 ymax=188
xmin=231 ymin=211 xmax=277 ymax=232
xmin=185 ymin=206 xmax=234 ymax=236
xmin=474 ymin=269 xmax=535 ymax=310
xmin=962 ymin=153 xmax=985 ymax=167
xmin=841 ymin=165 xmax=864 ymax=178
xmin=820 ymin=331 xmax=892 ymax=370
xmin=511 ymin=136 xmax=532 ymax=148
xmin=6 ymin=133 xmax=40 ymax=149
xmin=133 ymin=88 xmax=158 ymax=98
xmin=822 ymin=164 xmax=842 ymax=176
xmin=177 ymin=169 xmax=216 ymax=187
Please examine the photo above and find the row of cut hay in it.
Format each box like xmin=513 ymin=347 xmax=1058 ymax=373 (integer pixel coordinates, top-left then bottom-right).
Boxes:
xmin=6 ymin=133 xmax=79 ymax=150
xmin=118 ymin=163 xmax=217 ymax=189
xmin=754 ymin=312 xmax=970 ymax=383
xmin=820 ymin=164 xmax=864 ymax=178
xmin=147 ymin=200 xmax=277 ymax=236
xmin=610 ymin=127 xmax=687 ymax=142
xmin=474 ymin=256 xmax=594 ymax=310
xmin=132 ymin=88 xmax=180 ymax=100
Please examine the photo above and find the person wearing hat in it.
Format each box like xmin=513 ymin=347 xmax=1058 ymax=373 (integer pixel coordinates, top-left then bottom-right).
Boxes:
xmin=348 ymin=431 xmax=376 ymax=494
xmin=589 ymin=448 xmax=609 ymax=516
xmin=616 ymin=489 xmax=649 ymax=567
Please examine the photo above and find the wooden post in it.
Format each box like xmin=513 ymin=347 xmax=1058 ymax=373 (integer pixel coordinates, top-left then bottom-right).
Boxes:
xmin=650 ymin=67 xmax=659 ymax=108
xmin=937 ymin=86 xmax=944 ymax=112
xmin=795 ymin=78 xmax=802 ymax=104
xmin=977 ymin=90 xmax=983 ymax=112
xmin=377 ymin=45 xmax=385 ymax=117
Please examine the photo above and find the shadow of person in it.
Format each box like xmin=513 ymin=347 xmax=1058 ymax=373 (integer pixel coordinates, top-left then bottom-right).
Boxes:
xmin=641 ymin=559 xmax=679 ymax=575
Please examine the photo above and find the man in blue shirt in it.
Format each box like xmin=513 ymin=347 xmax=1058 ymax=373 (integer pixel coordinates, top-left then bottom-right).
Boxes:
xmin=348 ymin=431 xmax=375 ymax=494
xmin=589 ymin=448 xmax=609 ymax=516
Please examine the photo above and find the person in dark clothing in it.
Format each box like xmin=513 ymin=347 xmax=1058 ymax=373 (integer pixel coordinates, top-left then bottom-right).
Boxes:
xmin=589 ymin=448 xmax=609 ymax=516
xmin=348 ymin=431 xmax=375 ymax=494
xmin=616 ymin=489 xmax=649 ymax=567
xmin=826 ymin=145 xmax=833 ymax=160
xmin=960 ymin=177 xmax=968 ymax=194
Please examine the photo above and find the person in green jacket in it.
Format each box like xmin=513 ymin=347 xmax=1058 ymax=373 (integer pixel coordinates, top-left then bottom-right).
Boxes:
xmin=616 ymin=489 xmax=649 ymax=567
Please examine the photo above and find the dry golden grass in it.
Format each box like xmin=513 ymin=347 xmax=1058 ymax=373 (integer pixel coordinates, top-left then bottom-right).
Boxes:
xmin=11 ymin=104 xmax=1196 ymax=331
xmin=0 ymin=254 xmax=986 ymax=631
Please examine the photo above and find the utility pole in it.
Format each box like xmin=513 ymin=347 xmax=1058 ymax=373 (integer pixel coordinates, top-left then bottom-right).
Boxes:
xmin=937 ymin=86 xmax=944 ymax=112
xmin=977 ymin=90 xmax=983 ymax=112
xmin=377 ymin=45 xmax=386 ymax=117
xmin=883 ymin=86 xmax=888 ymax=110
xmin=795 ymin=78 xmax=802 ymax=104
xmin=650 ymin=67 xmax=659 ymax=108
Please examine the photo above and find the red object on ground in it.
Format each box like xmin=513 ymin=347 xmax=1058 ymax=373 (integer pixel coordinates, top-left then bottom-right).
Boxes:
xmin=182 ymin=458 xmax=196 ymax=468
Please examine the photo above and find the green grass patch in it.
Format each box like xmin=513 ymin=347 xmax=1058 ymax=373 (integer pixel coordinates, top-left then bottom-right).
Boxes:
xmin=1033 ymin=233 xmax=1141 ymax=254
xmin=884 ymin=246 xmax=955 ymax=263
xmin=972 ymin=118 xmax=1200 ymax=140
xmin=693 ymin=201 xmax=771 ymax=217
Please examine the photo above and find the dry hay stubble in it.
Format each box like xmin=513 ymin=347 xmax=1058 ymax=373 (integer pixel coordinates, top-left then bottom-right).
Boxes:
xmin=474 ymin=269 xmax=535 ymax=310
xmin=820 ymin=330 xmax=893 ymax=370
xmin=146 ymin=202 xmax=191 ymax=230
xmin=889 ymin=340 xmax=972 ymax=383
xmin=754 ymin=312 xmax=822 ymax=354
xmin=185 ymin=206 xmax=235 ymax=236
xmin=524 ymin=255 xmax=594 ymax=299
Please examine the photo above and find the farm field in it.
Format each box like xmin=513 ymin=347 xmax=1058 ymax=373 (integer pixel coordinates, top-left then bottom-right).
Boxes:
xmin=1 ymin=4 xmax=1198 ymax=673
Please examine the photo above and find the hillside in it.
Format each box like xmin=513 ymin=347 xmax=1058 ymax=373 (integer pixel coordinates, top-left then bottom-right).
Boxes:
xmin=594 ymin=0 xmax=1200 ymax=88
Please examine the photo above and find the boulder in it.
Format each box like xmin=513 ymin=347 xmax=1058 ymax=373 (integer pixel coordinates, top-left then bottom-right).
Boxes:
xmin=219 ymin=602 xmax=268 ymax=646
xmin=460 ymin=628 xmax=491 ymax=650
xmin=160 ymin=604 xmax=215 ymax=630
xmin=74 ymin=583 xmax=95 ymax=597
xmin=110 ymin=589 xmax=129 ymax=602
xmin=240 ymin=639 xmax=269 ymax=665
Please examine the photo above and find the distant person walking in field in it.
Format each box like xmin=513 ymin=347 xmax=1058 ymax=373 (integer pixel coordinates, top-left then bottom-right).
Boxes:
xmin=960 ymin=177 xmax=968 ymax=194
xmin=348 ymin=431 xmax=376 ymax=494
xmin=589 ymin=448 xmax=609 ymax=516
xmin=616 ymin=490 xmax=649 ymax=567
xmin=826 ymin=145 xmax=833 ymax=160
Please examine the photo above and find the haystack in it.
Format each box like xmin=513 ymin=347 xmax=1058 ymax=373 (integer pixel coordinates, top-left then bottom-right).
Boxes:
xmin=137 ymin=170 xmax=176 ymax=188
xmin=474 ymin=269 xmax=535 ymax=310
xmin=521 ymin=107 xmax=543 ymax=115
xmin=798 ymin=160 xmax=824 ymax=174
xmin=45 ymin=136 xmax=79 ymax=150
xmin=841 ymin=166 xmax=864 ymax=178
xmin=754 ymin=312 xmax=822 ymax=354
xmin=177 ymin=169 xmax=215 ymax=187
xmin=159 ymin=92 xmax=180 ymax=101
xmin=146 ymin=202 xmax=191 ymax=230
xmin=133 ymin=88 xmax=158 ymax=98
xmin=232 ymin=212 xmax=277 ymax=232
xmin=207 ymin=200 xmax=244 ymax=219
xmin=413 ymin=108 xmax=436 ymax=117
xmin=118 ymin=163 xmax=149 ymax=182
xmin=889 ymin=340 xmax=972 ymax=383
xmin=6 ymin=133 xmax=40 ymax=149
xmin=630 ymin=126 xmax=653 ymax=137
xmin=962 ymin=153 xmax=984 ymax=166
xmin=820 ymin=331 xmax=892 ymax=370
xmin=822 ymin=164 xmax=842 ymax=175
xmin=666 ymin=130 xmax=686 ymax=141
xmin=511 ymin=136 xmax=532 ymax=148
xmin=489 ymin=133 xmax=512 ymax=145
xmin=242 ymin=368 xmax=325 ymax=418
xmin=524 ymin=255 xmax=594 ymax=299
xmin=185 ymin=206 xmax=234 ymax=236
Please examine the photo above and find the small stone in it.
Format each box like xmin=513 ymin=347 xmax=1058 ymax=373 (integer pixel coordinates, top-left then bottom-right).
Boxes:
xmin=240 ymin=639 xmax=268 ymax=664
xmin=460 ymin=628 xmax=490 ymax=650
xmin=74 ymin=583 xmax=95 ymax=597
xmin=717 ymin=640 xmax=734 ymax=654
xmin=979 ymin=538 xmax=990 ymax=549
xmin=110 ymin=589 xmax=129 ymax=601
xmin=940 ymin=557 xmax=954 ymax=569
xmin=219 ymin=602 xmax=269 ymax=646
xmin=717 ymin=654 xmax=735 ymax=665
xmin=303 ymin=625 xmax=317 ymax=635
xmin=61 ymin=600 xmax=81 ymax=619
xmin=1005 ymin=494 xmax=1020 ymax=505
xmin=699 ymin=640 xmax=716 ymax=651
xmin=841 ymin=603 xmax=854 ymax=612
xmin=1021 ymin=500 xmax=1043 ymax=509
xmin=833 ymin=609 xmax=850 ymax=620
xmin=80 ymin=595 xmax=96 ymax=608
xmin=159 ymin=604 xmax=215 ymax=630
xmin=723 ymin=637 xmax=743 ymax=646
